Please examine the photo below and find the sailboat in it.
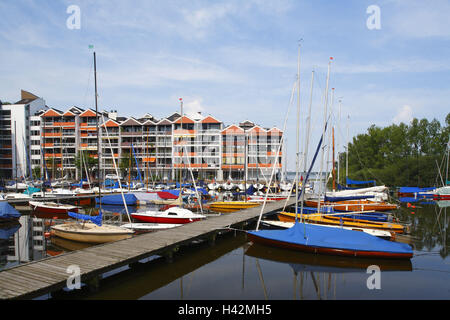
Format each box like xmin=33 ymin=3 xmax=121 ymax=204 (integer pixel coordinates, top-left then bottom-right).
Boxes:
xmin=131 ymin=98 xmax=205 ymax=225
xmin=29 ymin=200 xmax=79 ymax=215
xmin=131 ymin=206 xmax=205 ymax=224
xmin=247 ymin=51 xmax=413 ymax=259
xmin=51 ymin=50 xmax=133 ymax=244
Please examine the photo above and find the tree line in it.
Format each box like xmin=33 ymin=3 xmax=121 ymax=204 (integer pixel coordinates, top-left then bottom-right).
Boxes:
xmin=338 ymin=113 xmax=450 ymax=188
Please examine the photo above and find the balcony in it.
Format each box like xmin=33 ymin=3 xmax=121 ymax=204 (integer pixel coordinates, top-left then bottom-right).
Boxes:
xmin=120 ymin=131 xmax=142 ymax=136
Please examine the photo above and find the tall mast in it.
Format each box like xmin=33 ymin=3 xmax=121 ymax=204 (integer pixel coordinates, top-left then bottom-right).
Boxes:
xmin=298 ymin=69 xmax=315 ymax=223
xmin=332 ymin=127 xmax=336 ymax=191
xmin=295 ymin=42 xmax=301 ymax=222
xmin=244 ymin=129 xmax=247 ymax=202
xmin=346 ymin=114 xmax=349 ymax=186
xmin=14 ymin=120 xmax=18 ymax=193
xmin=317 ymin=57 xmax=332 ymax=213
xmin=179 ymin=97 xmax=183 ymax=204
xmin=94 ymin=51 xmax=101 ymax=211
xmin=337 ymin=98 xmax=342 ymax=186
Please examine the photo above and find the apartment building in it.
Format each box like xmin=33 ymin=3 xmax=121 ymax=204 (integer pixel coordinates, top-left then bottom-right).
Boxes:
xmin=221 ymin=120 xmax=283 ymax=181
xmin=1 ymin=90 xmax=283 ymax=182
xmin=0 ymin=90 xmax=47 ymax=180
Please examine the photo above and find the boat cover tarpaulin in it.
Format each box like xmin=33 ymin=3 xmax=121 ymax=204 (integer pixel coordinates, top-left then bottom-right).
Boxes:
xmin=97 ymin=204 xmax=138 ymax=214
xmin=23 ymin=186 xmax=40 ymax=195
xmin=132 ymin=192 xmax=160 ymax=202
xmin=157 ymin=191 xmax=179 ymax=199
xmin=96 ymin=194 xmax=137 ymax=205
xmin=0 ymin=202 xmax=21 ymax=220
xmin=68 ymin=211 xmax=102 ymax=226
xmin=398 ymin=187 xmax=435 ymax=194
xmin=324 ymin=195 xmax=375 ymax=202
xmin=346 ymin=178 xmax=376 ymax=185
xmin=247 ymin=223 xmax=412 ymax=255
xmin=0 ymin=223 xmax=21 ymax=240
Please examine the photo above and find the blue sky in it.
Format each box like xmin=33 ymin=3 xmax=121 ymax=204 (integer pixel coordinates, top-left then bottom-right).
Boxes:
xmin=1 ymin=0 xmax=449 ymax=171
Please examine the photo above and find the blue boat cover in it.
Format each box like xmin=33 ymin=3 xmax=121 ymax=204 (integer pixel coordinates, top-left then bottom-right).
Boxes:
xmin=324 ymin=195 xmax=375 ymax=202
xmin=296 ymin=206 xmax=387 ymax=222
xmin=71 ymin=178 xmax=88 ymax=187
xmin=97 ymin=204 xmax=138 ymax=214
xmin=398 ymin=187 xmax=435 ymax=194
xmin=68 ymin=211 xmax=103 ymax=226
xmin=96 ymin=194 xmax=137 ymax=205
xmin=247 ymin=223 xmax=412 ymax=255
xmin=346 ymin=178 xmax=376 ymax=185
xmin=0 ymin=223 xmax=21 ymax=240
xmin=0 ymin=202 xmax=21 ymax=219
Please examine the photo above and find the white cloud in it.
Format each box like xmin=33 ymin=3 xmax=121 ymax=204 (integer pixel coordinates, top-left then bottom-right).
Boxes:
xmin=393 ymin=105 xmax=413 ymax=124
xmin=183 ymin=97 xmax=206 ymax=117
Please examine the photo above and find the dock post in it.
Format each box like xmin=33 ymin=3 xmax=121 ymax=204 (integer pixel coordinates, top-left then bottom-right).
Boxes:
xmin=208 ymin=232 xmax=217 ymax=246
xmin=164 ymin=246 xmax=179 ymax=263
xmin=85 ymin=275 xmax=101 ymax=293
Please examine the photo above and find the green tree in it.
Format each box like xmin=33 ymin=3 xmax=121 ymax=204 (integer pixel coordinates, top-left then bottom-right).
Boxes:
xmin=341 ymin=113 xmax=449 ymax=187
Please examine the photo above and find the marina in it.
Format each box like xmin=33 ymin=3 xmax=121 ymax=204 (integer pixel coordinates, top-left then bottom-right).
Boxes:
xmin=1 ymin=1 xmax=449 ymax=304
xmin=0 ymin=198 xmax=448 ymax=300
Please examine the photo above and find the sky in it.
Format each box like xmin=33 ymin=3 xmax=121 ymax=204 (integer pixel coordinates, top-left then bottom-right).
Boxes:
xmin=1 ymin=0 xmax=449 ymax=171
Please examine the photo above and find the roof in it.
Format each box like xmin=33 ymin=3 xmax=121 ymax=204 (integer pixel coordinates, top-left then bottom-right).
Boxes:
xmin=79 ymin=109 xmax=98 ymax=117
xmin=221 ymin=124 xmax=244 ymax=134
xmin=247 ymin=125 xmax=267 ymax=134
xmin=119 ymin=117 xmax=142 ymax=126
xmin=174 ymin=115 xmax=195 ymax=124
xmin=166 ymin=112 xmax=181 ymax=122
xmin=100 ymin=119 xmax=120 ymax=128
xmin=239 ymin=120 xmax=255 ymax=129
xmin=156 ymin=119 xmax=172 ymax=125
xmin=42 ymin=108 xmax=63 ymax=117
xmin=201 ymin=115 xmax=222 ymax=124
xmin=14 ymin=90 xmax=39 ymax=104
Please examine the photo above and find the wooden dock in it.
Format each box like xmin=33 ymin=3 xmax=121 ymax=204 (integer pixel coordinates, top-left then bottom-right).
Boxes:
xmin=0 ymin=198 xmax=296 ymax=299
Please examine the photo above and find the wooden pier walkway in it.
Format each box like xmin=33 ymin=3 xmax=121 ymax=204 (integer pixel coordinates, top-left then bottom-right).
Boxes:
xmin=0 ymin=198 xmax=296 ymax=299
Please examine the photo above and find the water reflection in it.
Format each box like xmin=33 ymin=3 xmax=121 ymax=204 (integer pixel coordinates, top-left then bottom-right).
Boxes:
xmin=0 ymin=200 xmax=448 ymax=299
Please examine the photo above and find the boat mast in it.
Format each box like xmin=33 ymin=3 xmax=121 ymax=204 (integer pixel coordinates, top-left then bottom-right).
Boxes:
xmin=14 ymin=120 xmax=18 ymax=193
xmin=298 ymin=70 xmax=314 ymax=223
xmin=179 ymin=97 xmax=183 ymax=205
xmin=346 ymin=114 xmax=349 ymax=187
xmin=94 ymin=51 xmax=101 ymax=211
xmin=332 ymin=127 xmax=336 ymax=191
xmin=337 ymin=98 xmax=342 ymax=186
xmin=295 ymin=42 xmax=301 ymax=222
xmin=317 ymin=57 xmax=332 ymax=214
xmin=244 ymin=129 xmax=247 ymax=202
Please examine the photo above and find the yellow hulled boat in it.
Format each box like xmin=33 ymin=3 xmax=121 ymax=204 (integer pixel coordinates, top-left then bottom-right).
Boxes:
xmin=305 ymin=199 xmax=398 ymax=212
xmin=277 ymin=211 xmax=407 ymax=234
xmin=209 ymin=201 xmax=261 ymax=213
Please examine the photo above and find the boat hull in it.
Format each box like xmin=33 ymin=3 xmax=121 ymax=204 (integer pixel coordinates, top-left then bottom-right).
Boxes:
xmin=247 ymin=232 xmax=413 ymax=259
xmin=51 ymin=222 xmax=133 ymax=243
xmin=278 ymin=211 xmax=406 ymax=234
xmin=247 ymin=223 xmax=413 ymax=259
xmin=209 ymin=201 xmax=260 ymax=213
xmin=131 ymin=214 xmax=202 ymax=224
xmin=29 ymin=201 xmax=78 ymax=215
xmin=305 ymin=200 xmax=398 ymax=212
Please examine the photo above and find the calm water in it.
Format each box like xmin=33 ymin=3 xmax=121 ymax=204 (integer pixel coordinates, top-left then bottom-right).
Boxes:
xmin=1 ymin=199 xmax=449 ymax=300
